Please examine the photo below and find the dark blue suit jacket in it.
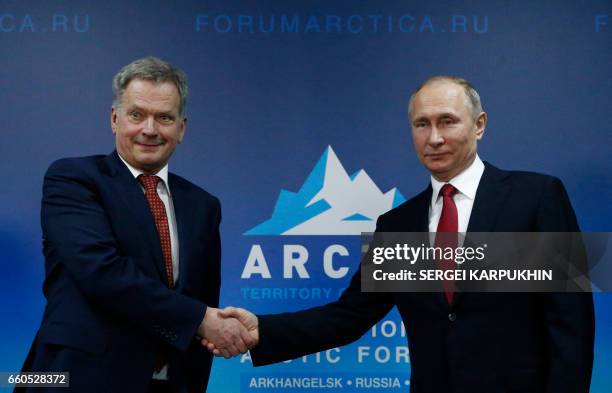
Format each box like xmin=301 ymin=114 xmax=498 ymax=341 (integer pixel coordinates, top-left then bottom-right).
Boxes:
xmin=251 ymin=163 xmax=595 ymax=393
xmin=19 ymin=151 xmax=221 ymax=393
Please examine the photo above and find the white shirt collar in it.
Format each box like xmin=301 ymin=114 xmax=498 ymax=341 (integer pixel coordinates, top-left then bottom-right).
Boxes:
xmin=117 ymin=152 xmax=170 ymax=192
xmin=430 ymin=154 xmax=485 ymax=206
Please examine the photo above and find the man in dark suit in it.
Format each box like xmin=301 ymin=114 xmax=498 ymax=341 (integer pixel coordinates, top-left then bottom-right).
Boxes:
xmin=19 ymin=57 xmax=254 ymax=393
xmin=213 ymin=76 xmax=595 ymax=392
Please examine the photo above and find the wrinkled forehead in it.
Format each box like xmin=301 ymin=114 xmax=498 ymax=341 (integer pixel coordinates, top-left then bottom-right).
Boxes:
xmin=124 ymin=79 xmax=181 ymax=113
xmin=410 ymin=81 xmax=470 ymax=118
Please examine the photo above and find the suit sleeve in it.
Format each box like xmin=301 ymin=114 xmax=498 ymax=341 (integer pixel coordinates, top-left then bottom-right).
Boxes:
xmin=250 ymin=220 xmax=394 ymax=366
xmin=41 ymin=159 xmax=208 ymax=352
xmin=537 ymin=177 xmax=594 ymax=393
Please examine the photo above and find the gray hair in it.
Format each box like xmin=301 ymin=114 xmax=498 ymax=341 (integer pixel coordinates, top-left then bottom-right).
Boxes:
xmin=408 ymin=76 xmax=483 ymax=120
xmin=112 ymin=56 xmax=189 ymax=116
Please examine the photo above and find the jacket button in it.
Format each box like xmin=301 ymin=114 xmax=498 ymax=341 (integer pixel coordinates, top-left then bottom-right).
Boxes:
xmin=448 ymin=313 xmax=457 ymax=322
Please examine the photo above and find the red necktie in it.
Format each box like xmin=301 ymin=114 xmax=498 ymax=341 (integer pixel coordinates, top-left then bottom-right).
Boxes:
xmin=435 ymin=184 xmax=458 ymax=304
xmin=138 ymin=175 xmax=174 ymax=289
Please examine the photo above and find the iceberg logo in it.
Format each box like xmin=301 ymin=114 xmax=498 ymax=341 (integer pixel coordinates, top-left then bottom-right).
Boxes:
xmin=245 ymin=146 xmax=405 ymax=235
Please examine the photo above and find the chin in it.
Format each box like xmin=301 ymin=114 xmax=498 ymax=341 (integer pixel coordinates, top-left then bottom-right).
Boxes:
xmin=424 ymin=161 xmax=450 ymax=173
xmin=133 ymin=157 xmax=162 ymax=169
xmin=136 ymin=151 xmax=163 ymax=161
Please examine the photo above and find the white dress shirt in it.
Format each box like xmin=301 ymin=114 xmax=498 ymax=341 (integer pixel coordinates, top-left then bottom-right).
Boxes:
xmin=118 ymin=154 xmax=179 ymax=380
xmin=428 ymin=155 xmax=485 ymax=234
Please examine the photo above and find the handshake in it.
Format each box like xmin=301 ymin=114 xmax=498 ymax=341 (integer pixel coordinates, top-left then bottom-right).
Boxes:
xmin=197 ymin=306 xmax=259 ymax=358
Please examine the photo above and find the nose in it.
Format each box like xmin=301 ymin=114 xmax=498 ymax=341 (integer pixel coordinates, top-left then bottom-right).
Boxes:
xmin=427 ymin=126 xmax=444 ymax=147
xmin=141 ymin=116 xmax=158 ymax=136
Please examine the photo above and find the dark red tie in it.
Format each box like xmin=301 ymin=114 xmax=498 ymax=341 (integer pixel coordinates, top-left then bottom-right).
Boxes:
xmin=435 ymin=184 xmax=458 ymax=305
xmin=138 ymin=175 xmax=174 ymax=373
xmin=138 ymin=175 xmax=174 ymax=289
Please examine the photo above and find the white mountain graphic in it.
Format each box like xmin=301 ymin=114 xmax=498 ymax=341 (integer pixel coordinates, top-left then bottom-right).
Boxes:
xmin=245 ymin=146 xmax=405 ymax=235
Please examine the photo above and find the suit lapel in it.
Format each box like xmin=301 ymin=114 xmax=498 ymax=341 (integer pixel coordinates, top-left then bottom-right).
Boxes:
xmin=452 ymin=163 xmax=510 ymax=307
xmin=101 ymin=151 xmax=167 ymax=283
xmin=405 ymin=186 xmax=431 ymax=232
xmin=410 ymin=185 xmax=456 ymax=307
xmin=399 ymin=186 xmax=452 ymax=308
xmin=467 ymin=162 xmax=511 ymax=232
xmin=168 ymin=174 xmax=189 ymax=290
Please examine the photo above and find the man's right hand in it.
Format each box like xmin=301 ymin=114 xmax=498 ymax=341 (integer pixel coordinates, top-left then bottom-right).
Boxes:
xmin=198 ymin=307 xmax=255 ymax=358
xmin=201 ymin=307 xmax=259 ymax=357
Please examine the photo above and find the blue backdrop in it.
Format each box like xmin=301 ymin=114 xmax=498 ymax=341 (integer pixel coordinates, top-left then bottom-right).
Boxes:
xmin=1 ymin=0 xmax=611 ymax=391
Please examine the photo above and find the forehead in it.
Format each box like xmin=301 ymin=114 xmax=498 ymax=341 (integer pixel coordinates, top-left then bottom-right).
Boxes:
xmin=411 ymin=81 xmax=469 ymax=118
xmin=123 ymin=79 xmax=180 ymax=112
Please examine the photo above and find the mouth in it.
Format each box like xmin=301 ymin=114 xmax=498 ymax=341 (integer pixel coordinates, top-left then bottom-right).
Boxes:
xmin=136 ymin=142 xmax=164 ymax=148
xmin=424 ymin=152 xmax=451 ymax=158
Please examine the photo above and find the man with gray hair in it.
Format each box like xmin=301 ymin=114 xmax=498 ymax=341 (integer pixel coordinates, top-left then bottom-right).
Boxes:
xmin=213 ymin=76 xmax=595 ymax=393
xmin=18 ymin=57 xmax=254 ymax=393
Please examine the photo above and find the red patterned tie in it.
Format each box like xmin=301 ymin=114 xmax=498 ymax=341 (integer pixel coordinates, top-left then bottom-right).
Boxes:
xmin=435 ymin=184 xmax=458 ymax=305
xmin=138 ymin=175 xmax=174 ymax=289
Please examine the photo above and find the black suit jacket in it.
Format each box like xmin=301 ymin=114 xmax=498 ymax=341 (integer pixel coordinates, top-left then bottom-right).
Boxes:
xmin=19 ymin=151 xmax=221 ymax=393
xmin=251 ymin=163 xmax=595 ymax=393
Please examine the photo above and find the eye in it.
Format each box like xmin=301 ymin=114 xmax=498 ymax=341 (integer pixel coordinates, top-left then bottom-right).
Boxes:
xmin=157 ymin=114 xmax=174 ymax=124
xmin=440 ymin=117 xmax=456 ymax=126
xmin=128 ymin=111 xmax=142 ymax=121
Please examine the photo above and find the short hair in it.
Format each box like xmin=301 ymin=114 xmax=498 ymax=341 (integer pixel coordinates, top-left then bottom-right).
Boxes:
xmin=408 ymin=76 xmax=483 ymax=120
xmin=112 ymin=56 xmax=189 ymax=116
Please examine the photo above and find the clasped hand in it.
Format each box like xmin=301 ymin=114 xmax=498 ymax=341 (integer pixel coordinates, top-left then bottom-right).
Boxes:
xmin=198 ymin=306 xmax=258 ymax=358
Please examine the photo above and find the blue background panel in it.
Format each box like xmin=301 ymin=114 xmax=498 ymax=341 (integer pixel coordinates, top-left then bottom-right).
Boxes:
xmin=0 ymin=1 xmax=611 ymax=391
